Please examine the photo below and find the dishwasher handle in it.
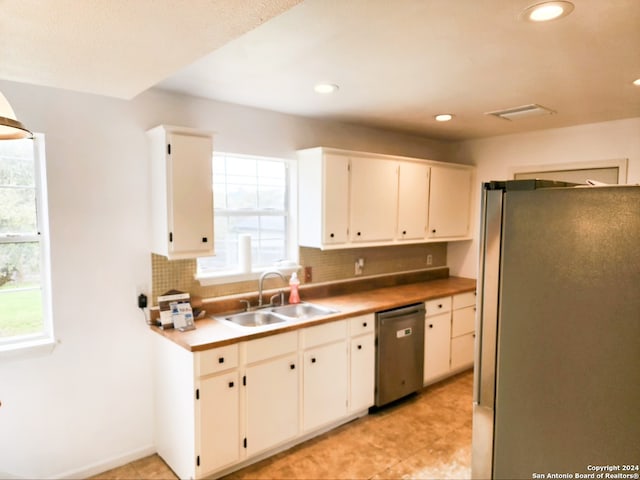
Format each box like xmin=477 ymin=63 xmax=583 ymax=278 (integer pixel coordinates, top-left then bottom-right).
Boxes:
xmin=376 ymin=303 xmax=425 ymax=320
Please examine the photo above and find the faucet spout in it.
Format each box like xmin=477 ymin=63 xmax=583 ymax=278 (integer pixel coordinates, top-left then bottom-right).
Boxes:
xmin=258 ymin=270 xmax=287 ymax=307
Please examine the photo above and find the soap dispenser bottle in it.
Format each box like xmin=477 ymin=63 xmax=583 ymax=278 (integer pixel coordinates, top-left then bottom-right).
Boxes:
xmin=289 ymin=272 xmax=300 ymax=304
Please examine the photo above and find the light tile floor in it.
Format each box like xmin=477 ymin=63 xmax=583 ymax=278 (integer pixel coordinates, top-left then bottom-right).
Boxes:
xmin=92 ymin=370 xmax=473 ymax=480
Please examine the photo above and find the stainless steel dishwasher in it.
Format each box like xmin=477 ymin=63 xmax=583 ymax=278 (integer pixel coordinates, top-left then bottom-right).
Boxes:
xmin=375 ymin=303 xmax=425 ymax=407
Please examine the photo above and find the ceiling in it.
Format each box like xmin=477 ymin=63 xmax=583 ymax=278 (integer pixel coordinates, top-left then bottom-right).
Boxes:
xmin=2 ymin=0 xmax=639 ymax=141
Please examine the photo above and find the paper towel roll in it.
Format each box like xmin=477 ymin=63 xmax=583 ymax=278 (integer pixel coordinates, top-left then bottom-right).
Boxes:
xmin=239 ymin=234 xmax=252 ymax=273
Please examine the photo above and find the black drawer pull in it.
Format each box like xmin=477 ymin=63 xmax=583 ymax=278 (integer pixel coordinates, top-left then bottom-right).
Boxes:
xmin=311 ymin=357 xmax=316 ymax=363
xmin=228 ymin=381 xmax=234 ymax=388
xmin=202 ymin=237 xmax=208 ymax=243
xmin=429 ymin=324 xmax=433 ymax=328
xmin=330 ymin=233 xmax=335 ymax=238
xmin=357 ymin=345 xmax=362 ymax=350
xmin=438 ymin=304 xmax=443 ymax=309
xmin=218 ymin=357 xmax=225 ymax=364
xmin=290 ymin=363 xmax=296 ymax=370
xmin=363 ymin=322 xmax=367 ymax=327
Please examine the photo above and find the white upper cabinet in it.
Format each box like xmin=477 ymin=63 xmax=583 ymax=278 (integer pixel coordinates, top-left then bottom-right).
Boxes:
xmin=298 ymin=149 xmax=349 ymax=248
xmin=428 ymin=165 xmax=473 ymax=239
xmin=297 ymin=147 xmax=474 ymax=249
xmin=397 ymin=162 xmax=430 ymax=240
xmin=350 ymin=156 xmax=398 ymax=243
xmin=148 ymin=125 xmax=214 ymax=259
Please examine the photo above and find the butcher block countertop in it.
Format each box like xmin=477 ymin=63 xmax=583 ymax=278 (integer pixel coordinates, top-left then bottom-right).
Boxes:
xmin=151 ymin=274 xmax=476 ymax=352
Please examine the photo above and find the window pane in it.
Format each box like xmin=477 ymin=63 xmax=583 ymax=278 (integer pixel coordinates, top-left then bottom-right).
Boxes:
xmin=0 ymin=187 xmax=37 ymax=234
xmin=0 ymin=242 xmax=43 ymax=339
xmin=0 ymin=143 xmax=35 ymax=187
xmin=200 ymin=152 xmax=289 ymax=274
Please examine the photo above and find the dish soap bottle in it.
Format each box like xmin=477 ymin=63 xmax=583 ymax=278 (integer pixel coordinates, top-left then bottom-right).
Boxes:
xmin=289 ymin=272 xmax=300 ymax=304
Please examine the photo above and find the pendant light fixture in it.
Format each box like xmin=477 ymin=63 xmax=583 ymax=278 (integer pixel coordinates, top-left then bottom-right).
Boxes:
xmin=0 ymin=91 xmax=33 ymax=140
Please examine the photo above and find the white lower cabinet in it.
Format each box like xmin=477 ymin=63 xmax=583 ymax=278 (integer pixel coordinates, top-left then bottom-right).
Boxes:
xmin=423 ymin=311 xmax=452 ymax=384
xmin=348 ymin=314 xmax=375 ymax=412
xmin=155 ymin=317 xmax=372 ymax=479
xmin=198 ymin=372 xmax=241 ymax=473
xmin=423 ymin=291 xmax=477 ymax=386
xmin=244 ymin=331 xmax=299 ymax=457
xmin=301 ymin=320 xmax=348 ymax=432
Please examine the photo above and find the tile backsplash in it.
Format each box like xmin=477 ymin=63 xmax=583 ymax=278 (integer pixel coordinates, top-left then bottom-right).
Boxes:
xmin=151 ymin=243 xmax=447 ymax=305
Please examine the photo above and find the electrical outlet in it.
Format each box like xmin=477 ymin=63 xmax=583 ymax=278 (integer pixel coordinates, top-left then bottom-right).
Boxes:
xmin=427 ymin=254 xmax=433 ymax=266
xmin=304 ymin=266 xmax=313 ymax=283
xmin=355 ymin=258 xmax=365 ymax=275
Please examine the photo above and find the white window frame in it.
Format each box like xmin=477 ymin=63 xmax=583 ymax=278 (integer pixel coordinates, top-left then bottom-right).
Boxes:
xmin=196 ymin=152 xmax=298 ymax=286
xmin=0 ymin=134 xmax=55 ymax=357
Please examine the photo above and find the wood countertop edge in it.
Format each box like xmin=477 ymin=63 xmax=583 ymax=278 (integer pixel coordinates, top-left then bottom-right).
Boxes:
xmin=151 ymin=276 xmax=477 ymax=352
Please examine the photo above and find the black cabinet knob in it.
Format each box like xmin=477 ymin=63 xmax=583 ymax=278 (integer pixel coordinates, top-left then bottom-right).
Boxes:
xmin=402 ymin=230 xmax=407 ymax=235
xmin=438 ymin=304 xmax=443 ymax=309
xmin=357 ymin=231 xmax=361 ymax=236
xmin=432 ymin=229 xmax=436 ymax=233
xmin=330 ymin=233 xmax=335 ymax=238
xmin=429 ymin=324 xmax=433 ymax=328
xmin=357 ymin=345 xmax=362 ymax=350
xmin=202 ymin=237 xmax=208 ymax=243
xmin=363 ymin=322 xmax=367 ymax=327
xmin=228 ymin=381 xmax=234 ymax=388
xmin=290 ymin=363 xmax=296 ymax=370
xmin=311 ymin=357 xmax=316 ymax=363
xmin=218 ymin=357 xmax=225 ymax=364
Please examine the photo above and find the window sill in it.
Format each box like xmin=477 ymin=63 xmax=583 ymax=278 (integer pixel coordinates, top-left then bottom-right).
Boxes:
xmin=0 ymin=336 xmax=58 ymax=361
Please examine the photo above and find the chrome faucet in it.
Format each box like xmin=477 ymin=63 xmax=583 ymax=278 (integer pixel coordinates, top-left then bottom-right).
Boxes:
xmin=258 ymin=270 xmax=287 ymax=307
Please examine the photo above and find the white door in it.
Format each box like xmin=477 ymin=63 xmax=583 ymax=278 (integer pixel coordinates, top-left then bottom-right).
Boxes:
xmin=198 ymin=371 xmax=240 ymax=474
xmin=397 ymin=162 xmax=429 ymax=240
xmin=424 ymin=312 xmax=452 ymax=384
xmin=168 ymin=132 xmax=214 ymax=255
xmin=323 ymin=153 xmax=350 ymax=244
xmin=428 ymin=166 xmax=472 ymax=238
xmin=245 ymin=354 xmax=299 ymax=456
xmin=349 ymin=333 xmax=375 ymax=412
xmin=303 ymin=341 xmax=348 ymax=432
xmin=350 ymin=157 xmax=398 ymax=242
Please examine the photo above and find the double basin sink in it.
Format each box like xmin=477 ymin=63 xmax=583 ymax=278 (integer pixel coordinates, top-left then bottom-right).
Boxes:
xmin=218 ymin=303 xmax=339 ymax=328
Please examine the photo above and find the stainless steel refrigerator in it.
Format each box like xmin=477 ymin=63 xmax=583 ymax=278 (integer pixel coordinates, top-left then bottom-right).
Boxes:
xmin=472 ymin=180 xmax=640 ymax=480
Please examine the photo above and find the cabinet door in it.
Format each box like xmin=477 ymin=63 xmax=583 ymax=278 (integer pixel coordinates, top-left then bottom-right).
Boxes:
xmin=428 ymin=165 xmax=472 ymax=238
xmin=198 ymin=371 xmax=240 ymax=474
xmin=451 ymin=332 xmax=475 ymax=371
xmin=168 ymin=132 xmax=214 ymax=256
xmin=303 ymin=341 xmax=348 ymax=432
xmin=424 ymin=312 xmax=452 ymax=384
xmin=349 ymin=333 xmax=375 ymax=412
xmin=323 ymin=153 xmax=350 ymax=245
xmin=245 ymin=353 xmax=299 ymax=457
xmin=350 ymin=157 xmax=398 ymax=243
xmin=397 ymin=162 xmax=429 ymax=240
xmin=452 ymin=305 xmax=476 ymax=337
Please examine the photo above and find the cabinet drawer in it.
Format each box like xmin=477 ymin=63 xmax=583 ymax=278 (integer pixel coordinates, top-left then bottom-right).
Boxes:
xmin=349 ymin=314 xmax=375 ymax=337
xmin=246 ymin=331 xmax=298 ymax=364
xmin=453 ymin=291 xmax=476 ymax=310
xmin=424 ymin=297 xmax=451 ymax=317
xmin=302 ymin=320 xmax=347 ymax=349
xmin=196 ymin=344 xmax=239 ymax=377
xmin=451 ymin=306 xmax=476 ymax=337
xmin=451 ymin=332 xmax=475 ymax=371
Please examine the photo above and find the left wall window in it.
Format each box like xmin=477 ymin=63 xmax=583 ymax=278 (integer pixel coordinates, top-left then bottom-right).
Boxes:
xmin=0 ymin=134 xmax=53 ymax=350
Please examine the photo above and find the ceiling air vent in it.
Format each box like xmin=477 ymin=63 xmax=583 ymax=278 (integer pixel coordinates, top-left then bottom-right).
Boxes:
xmin=485 ymin=104 xmax=556 ymax=121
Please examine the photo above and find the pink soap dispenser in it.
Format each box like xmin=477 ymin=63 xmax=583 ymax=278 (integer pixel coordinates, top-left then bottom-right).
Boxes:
xmin=289 ymin=272 xmax=300 ymax=304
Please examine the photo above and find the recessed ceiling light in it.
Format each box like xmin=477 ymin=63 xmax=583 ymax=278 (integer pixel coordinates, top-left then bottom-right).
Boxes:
xmin=314 ymin=83 xmax=339 ymax=94
xmin=633 ymin=78 xmax=640 ymax=86
xmin=435 ymin=114 xmax=454 ymax=122
xmin=522 ymin=1 xmax=574 ymax=22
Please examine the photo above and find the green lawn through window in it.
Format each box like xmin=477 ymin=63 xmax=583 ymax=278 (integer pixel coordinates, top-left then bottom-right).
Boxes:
xmin=0 ymin=286 xmax=43 ymax=338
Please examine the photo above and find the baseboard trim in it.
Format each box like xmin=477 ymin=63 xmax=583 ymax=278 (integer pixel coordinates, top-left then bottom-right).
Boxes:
xmin=53 ymin=444 xmax=156 ymax=480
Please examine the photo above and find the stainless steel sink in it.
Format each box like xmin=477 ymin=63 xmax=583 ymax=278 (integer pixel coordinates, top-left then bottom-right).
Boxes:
xmin=220 ymin=310 xmax=287 ymax=327
xmin=270 ymin=303 xmax=339 ymax=320
xmin=218 ymin=302 xmax=339 ymax=328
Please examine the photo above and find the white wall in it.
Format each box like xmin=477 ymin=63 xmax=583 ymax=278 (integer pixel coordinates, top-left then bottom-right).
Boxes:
xmin=447 ymin=117 xmax=640 ymax=279
xmin=0 ymin=80 xmax=454 ymax=479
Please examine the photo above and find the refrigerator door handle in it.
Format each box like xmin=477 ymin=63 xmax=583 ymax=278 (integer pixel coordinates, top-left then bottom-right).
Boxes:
xmin=474 ymin=188 xmax=503 ymax=409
